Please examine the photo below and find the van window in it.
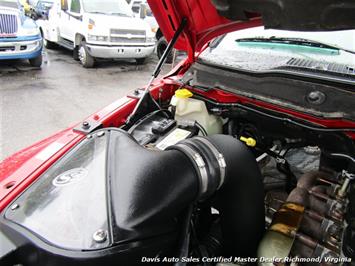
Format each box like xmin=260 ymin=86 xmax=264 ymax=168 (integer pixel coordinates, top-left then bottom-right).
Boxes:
xmin=70 ymin=0 xmax=80 ymax=13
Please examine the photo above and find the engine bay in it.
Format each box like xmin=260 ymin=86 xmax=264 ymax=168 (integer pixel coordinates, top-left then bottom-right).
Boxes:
xmin=126 ymin=88 xmax=355 ymax=264
xmin=0 ymin=84 xmax=354 ymax=266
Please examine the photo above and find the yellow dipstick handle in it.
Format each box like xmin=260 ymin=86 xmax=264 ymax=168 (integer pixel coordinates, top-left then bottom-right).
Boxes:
xmin=240 ymin=136 xmax=257 ymax=147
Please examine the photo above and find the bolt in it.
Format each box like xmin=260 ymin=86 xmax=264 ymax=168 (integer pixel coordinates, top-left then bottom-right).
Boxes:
xmin=327 ymin=235 xmax=340 ymax=246
xmin=328 ymin=224 xmax=340 ymax=235
xmin=328 ymin=224 xmax=342 ymax=243
xmin=330 ymin=207 xmax=344 ymax=221
xmin=337 ymin=170 xmax=355 ymax=198
xmin=82 ymin=121 xmax=90 ymax=129
xmin=323 ymin=251 xmax=338 ymax=261
xmin=307 ymin=91 xmax=326 ymax=105
xmin=97 ymin=131 xmax=105 ymax=137
xmin=308 ymin=92 xmax=319 ymax=101
xmin=11 ymin=204 xmax=19 ymax=211
xmin=93 ymin=229 xmax=107 ymax=243
xmin=276 ymin=157 xmax=286 ymax=164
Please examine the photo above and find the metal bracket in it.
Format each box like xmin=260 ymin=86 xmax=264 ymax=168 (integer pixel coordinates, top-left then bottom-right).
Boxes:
xmin=73 ymin=119 xmax=102 ymax=134
xmin=127 ymin=88 xmax=145 ymax=99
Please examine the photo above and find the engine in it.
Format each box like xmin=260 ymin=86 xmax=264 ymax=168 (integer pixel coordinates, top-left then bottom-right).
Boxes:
xmin=127 ymin=95 xmax=355 ymax=265
xmin=0 ymin=88 xmax=354 ymax=266
xmin=261 ymin=170 xmax=354 ymax=265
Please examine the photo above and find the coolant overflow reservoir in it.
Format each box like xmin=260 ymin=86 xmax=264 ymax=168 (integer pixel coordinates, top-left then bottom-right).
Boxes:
xmin=171 ymin=89 xmax=223 ymax=135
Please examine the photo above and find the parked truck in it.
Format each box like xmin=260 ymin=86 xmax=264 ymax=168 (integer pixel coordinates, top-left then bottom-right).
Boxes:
xmin=29 ymin=0 xmax=54 ymax=20
xmin=0 ymin=0 xmax=43 ymax=67
xmin=38 ymin=0 xmax=155 ymax=68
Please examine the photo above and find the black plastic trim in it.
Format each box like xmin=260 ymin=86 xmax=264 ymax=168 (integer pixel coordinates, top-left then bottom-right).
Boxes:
xmin=211 ymin=0 xmax=355 ymax=31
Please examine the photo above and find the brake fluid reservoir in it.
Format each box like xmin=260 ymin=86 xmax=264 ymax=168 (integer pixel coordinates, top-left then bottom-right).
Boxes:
xmin=171 ymin=89 xmax=223 ymax=135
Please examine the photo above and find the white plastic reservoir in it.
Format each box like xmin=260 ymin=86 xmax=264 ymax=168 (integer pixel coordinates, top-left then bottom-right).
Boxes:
xmin=170 ymin=89 xmax=223 ymax=135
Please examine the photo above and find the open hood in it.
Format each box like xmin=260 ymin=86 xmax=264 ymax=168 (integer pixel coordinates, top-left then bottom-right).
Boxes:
xmin=147 ymin=0 xmax=355 ymax=60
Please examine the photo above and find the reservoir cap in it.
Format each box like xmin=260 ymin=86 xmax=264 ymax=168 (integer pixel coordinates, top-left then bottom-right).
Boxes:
xmin=175 ymin=89 xmax=193 ymax=99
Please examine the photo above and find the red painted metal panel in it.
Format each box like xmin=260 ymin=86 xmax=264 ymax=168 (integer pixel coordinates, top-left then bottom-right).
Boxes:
xmin=148 ymin=0 xmax=262 ymax=60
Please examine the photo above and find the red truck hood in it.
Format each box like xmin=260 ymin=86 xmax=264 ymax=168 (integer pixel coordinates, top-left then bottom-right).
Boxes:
xmin=147 ymin=0 xmax=355 ymax=61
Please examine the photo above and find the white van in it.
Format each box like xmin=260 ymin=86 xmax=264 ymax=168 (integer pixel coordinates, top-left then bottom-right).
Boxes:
xmin=39 ymin=0 xmax=155 ymax=67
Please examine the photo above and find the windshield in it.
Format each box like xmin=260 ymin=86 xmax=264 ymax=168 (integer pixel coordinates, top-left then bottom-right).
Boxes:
xmin=199 ymin=27 xmax=355 ymax=72
xmin=82 ymin=0 xmax=132 ymax=16
xmin=0 ymin=0 xmax=19 ymax=8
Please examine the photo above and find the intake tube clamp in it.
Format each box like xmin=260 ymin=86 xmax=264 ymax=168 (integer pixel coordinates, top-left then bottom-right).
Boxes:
xmin=170 ymin=137 xmax=226 ymax=200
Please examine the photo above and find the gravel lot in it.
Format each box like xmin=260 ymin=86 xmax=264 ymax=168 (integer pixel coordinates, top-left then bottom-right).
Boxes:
xmin=0 ymin=47 xmax=172 ymax=161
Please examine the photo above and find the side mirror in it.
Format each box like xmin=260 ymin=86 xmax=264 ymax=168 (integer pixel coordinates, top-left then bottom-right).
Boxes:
xmin=61 ymin=0 xmax=68 ymax=11
xmin=139 ymin=4 xmax=146 ymax=19
xmin=71 ymin=13 xmax=82 ymax=20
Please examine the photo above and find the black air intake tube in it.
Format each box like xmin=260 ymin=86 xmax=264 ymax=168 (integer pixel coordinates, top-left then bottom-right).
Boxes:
xmin=203 ymin=135 xmax=265 ymax=257
xmin=109 ymin=130 xmax=264 ymax=257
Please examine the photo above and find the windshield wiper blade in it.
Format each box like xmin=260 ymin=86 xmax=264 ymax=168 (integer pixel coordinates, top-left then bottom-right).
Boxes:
xmin=109 ymin=12 xmax=130 ymax=17
xmin=236 ymin=37 xmax=355 ymax=55
xmin=88 ymin=11 xmax=106 ymax=14
xmin=89 ymin=11 xmax=130 ymax=17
